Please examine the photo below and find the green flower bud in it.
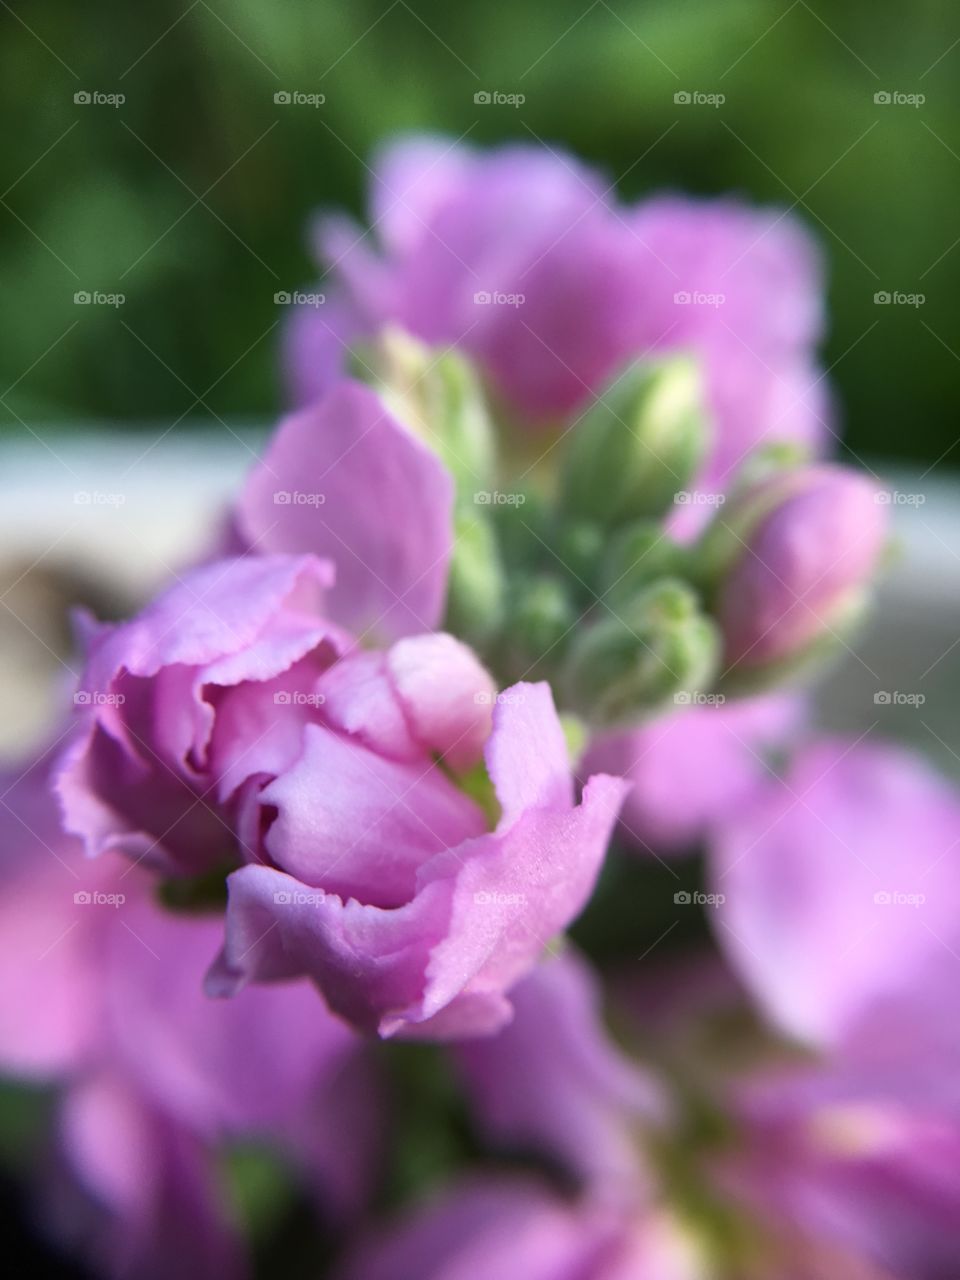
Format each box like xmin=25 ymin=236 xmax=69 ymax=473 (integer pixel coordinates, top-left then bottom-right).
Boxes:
xmin=599 ymin=520 xmax=690 ymax=612
xmin=502 ymin=574 xmax=578 ymax=682
xmin=360 ymin=326 xmax=497 ymax=493
xmin=560 ymin=356 xmax=708 ymax=527
xmin=443 ymin=509 xmax=507 ymax=648
xmin=561 ymin=579 xmax=720 ymax=728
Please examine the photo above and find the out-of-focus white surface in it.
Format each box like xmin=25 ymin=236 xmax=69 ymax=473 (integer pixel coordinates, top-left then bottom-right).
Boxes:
xmin=1 ymin=429 xmax=958 ymax=772
xmin=0 ymin=427 xmax=260 ymax=594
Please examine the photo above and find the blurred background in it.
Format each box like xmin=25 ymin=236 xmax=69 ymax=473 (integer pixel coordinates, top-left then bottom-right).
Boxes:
xmin=1 ymin=0 xmax=958 ymax=454
xmin=0 ymin=0 xmax=958 ymax=762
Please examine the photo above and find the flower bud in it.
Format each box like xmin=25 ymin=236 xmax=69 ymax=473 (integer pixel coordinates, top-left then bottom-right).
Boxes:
xmin=561 ymin=579 xmax=720 ymax=728
xmin=559 ymin=356 xmax=708 ymax=527
xmin=715 ymin=464 xmax=888 ymax=685
xmin=599 ymin=520 xmax=689 ymax=612
xmin=444 ymin=509 xmax=507 ymax=647
xmin=502 ymin=575 xmax=579 ymax=683
xmin=361 ymin=326 xmax=497 ymax=492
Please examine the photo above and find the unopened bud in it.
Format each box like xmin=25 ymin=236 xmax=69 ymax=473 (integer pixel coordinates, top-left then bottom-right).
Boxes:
xmin=560 ymin=356 xmax=708 ymax=527
xmin=444 ymin=510 xmax=507 ymax=648
xmin=362 ymin=326 xmax=497 ymax=492
xmin=714 ymin=464 xmax=888 ymax=686
xmin=561 ymin=579 xmax=720 ymax=728
xmin=502 ymin=575 xmax=578 ymax=682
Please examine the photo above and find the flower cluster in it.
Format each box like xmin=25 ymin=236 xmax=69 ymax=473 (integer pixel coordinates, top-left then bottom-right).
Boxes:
xmin=2 ymin=137 xmax=950 ymax=1280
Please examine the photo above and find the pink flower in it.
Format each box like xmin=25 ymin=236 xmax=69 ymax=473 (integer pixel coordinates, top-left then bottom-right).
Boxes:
xmin=283 ymin=135 xmax=829 ymax=506
xmin=58 ymin=551 xmax=625 ymax=1039
xmin=715 ymin=464 xmax=888 ymax=674
xmin=456 ymin=947 xmax=664 ymax=1197
xmin=234 ymin=380 xmax=455 ymax=642
xmin=0 ymin=753 xmax=381 ymax=1279
xmin=208 ymin=683 xmax=627 ymax=1038
xmin=58 ymin=554 xmax=348 ymax=876
xmin=710 ymin=737 xmax=960 ymax=1060
xmin=583 ymin=694 xmax=802 ymax=854
xmin=335 ymin=1175 xmax=704 ymax=1280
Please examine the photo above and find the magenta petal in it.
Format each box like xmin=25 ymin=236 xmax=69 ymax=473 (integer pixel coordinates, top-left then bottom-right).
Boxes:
xmin=60 ymin=1074 xmax=246 ymax=1280
xmin=584 ymin=694 xmax=802 ymax=854
xmin=457 ymin=947 xmax=664 ymax=1195
xmin=413 ymin=773 xmax=628 ymax=1034
xmin=335 ymin=1175 xmax=623 ymax=1280
xmin=261 ymin=724 xmax=486 ymax=907
xmin=236 ymin=381 xmax=455 ymax=642
xmin=484 ymin=682 xmax=574 ymax=825
xmin=712 ymin=738 xmax=960 ymax=1050
xmin=386 ymin=632 xmax=495 ymax=771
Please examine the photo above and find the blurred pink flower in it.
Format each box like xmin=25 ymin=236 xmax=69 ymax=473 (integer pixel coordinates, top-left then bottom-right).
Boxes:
xmin=0 ymin=753 xmax=381 ymax=1279
xmin=716 ymin=465 xmax=888 ymax=672
xmin=284 ymin=135 xmax=831 ymax=504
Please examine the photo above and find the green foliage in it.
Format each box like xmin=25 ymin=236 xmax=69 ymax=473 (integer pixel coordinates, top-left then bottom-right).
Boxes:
xmin=0 ymin=0 xmax=956 ymax=464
